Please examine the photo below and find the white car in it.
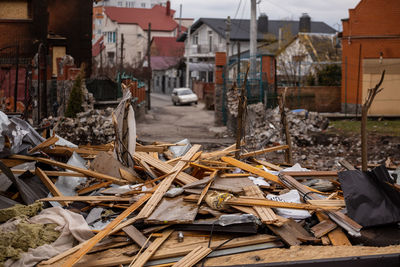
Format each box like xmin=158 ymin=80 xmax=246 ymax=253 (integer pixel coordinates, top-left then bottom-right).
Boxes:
xmin=171 ymin=88 xmax=198 ymax=106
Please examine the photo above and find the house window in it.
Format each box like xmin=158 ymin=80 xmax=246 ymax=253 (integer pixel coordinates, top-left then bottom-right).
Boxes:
xmin=117 ymin=1 xmax=122 ymax=6
xmin=137 ymin=51 xmax=142 ymax=59
xmin=97 ymin=29 xmax=101 ymax=35
xmin=0 ymin=0 xmax=32 ymax=20
xmin=141 ymin=3 xmax=146 ymax=7
xmin=107 ymin=32 xmax=116 ymax=43
xmin=193 ymin=34 xmax=198 ymax=45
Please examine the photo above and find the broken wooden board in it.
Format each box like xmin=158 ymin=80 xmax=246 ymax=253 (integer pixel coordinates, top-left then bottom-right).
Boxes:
xmin=239 ymin=145 xmax=289 ymax=159
xmin=221 ymin=157 xmax=284 ymax=186
xmin=134 ymin=152 xmax=197 ymax=185
xmin=145 ymin=196 xmax=199 ymax=224
xmin=90 ymin=152 xmax=142 ymax=183
xmin=311 ymin=219 xmax=337 ymax=238
xmin=122 ymin=225 xmax=150 ymax=248
xmin=315 ymin=212 xmax=351 ymax=246
xmin=137 ymin=145 xmax=201 ymax=219
xmin=75 ymin=234 xmax=279 ymax=267
xmin=184 ymin=195 xmax=339 ymax=211
xmin=252 ymin=159 xmax=284 ymax=171
xmin=10 ymin=155 xmax=127 ymax=185
xmin=172 ymin=245 xmax=212 ymax=267
xmin=130 ymin=229 xmax=173 ymax=267
xmin=61 ymin=193 xmax=151 ymax=266
xmin=268 ymin=219 xmax=318 ymax=246
xmin=28 ymin=135 xmax=59 ymax=154
xmin=40 ymin=196 xmax=134 ymax=202
xmin=197 ymin=171 xmax=217 ymax=205
xmin=243 ymin=186 xmax=278 ymax=224
xmin=35 ymin=168 xmax=68 ymax=206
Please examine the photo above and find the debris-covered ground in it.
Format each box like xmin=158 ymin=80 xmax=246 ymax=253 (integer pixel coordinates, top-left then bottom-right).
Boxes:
xmin=0 ymin=89 xmax=399 ymax=266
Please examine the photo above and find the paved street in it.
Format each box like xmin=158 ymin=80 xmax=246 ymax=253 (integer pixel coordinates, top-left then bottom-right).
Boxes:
xmin=136 ymin=93 xmax=234 ymax=149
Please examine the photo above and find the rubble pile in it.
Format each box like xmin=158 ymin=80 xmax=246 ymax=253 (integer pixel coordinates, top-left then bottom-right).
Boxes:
xmin=0 ymin=105 xmax=399 ymax=266
xmin=48 ymin=107 xmax=115 ymax=145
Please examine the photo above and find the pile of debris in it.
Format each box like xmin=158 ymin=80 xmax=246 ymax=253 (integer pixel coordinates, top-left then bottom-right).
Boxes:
xmin=41 ymin=107 xmax=115 ymax=145
xmin=0 ymin=110 xmax=399 ymax=266
xmin=226 ymin=90 xmax=329 ymax=149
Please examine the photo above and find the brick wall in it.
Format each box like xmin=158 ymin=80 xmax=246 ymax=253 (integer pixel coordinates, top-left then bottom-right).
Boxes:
xmin=277 ymin=86 xmax=341 ymax=112
xmin=341 ymin=0 xmax=400 ymax=113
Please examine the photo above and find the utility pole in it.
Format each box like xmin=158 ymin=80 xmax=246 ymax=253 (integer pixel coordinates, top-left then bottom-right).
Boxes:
xmin=185 ymin=26 xmax=191 ymax=88
xmin=225 ymin=16 xmax=231 ymax=92
xmin=120 ymin=33 xmax=124 ymax=70
xmin=237 ymin=42 xmax=240 ymax=86
xmin=249 ymin=0 xmax=257 ymax=80
xmin=178 ymin=4 xmax=182 ymax=34
xmin=147 ymin=23 xmax=152 ymax=110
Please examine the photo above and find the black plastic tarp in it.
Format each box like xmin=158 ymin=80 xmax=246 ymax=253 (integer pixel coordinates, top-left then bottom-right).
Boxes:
xmin=338 ymin=165 xmax=400 ymax=227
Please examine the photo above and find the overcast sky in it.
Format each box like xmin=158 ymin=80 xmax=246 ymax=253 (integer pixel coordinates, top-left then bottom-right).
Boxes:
xmin=170 ymin=0 xmax=360 ymax=31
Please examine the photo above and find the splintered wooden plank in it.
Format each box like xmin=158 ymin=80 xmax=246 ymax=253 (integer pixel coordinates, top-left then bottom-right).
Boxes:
xmin=134 ymin=152 xmax=197 ymax=185
xmin=77 ymin=181 xmax=112 ymax=195
xmin=137 ymin=145 xmax=201 ymax=219
xmin=29 ymin=135 xmax=59 ymax=154
xmin=35 ymin=167 xmax=68 ymax=206
xmin=315 ymin=212 xmax=351 ymax=246
xmin=311 ymin=219 xmax=337 ymax=238
xmin=239 ymin=145 xmax=289 ymax=159
xmin=135 ymin=145 xmax=164 ymax=153
xmin=252 ymin=159 xmax=284 ymax=171
xmin=40 ymin=196 xmax=133 ymax=202
xmin=197 ymin=171 xmax=217 ymax=205
xmin=184 ymin=195 xmax=338 ymax=211
xmin=10 ymin=155 xmax=127 ymax=185
xmin=172 ymin=245 xmax=212 ymax=267
xmin=221 ymin=157 xmax=284 ymax=186
xmin=268 ymin=219 xmax=318 ymax=246
xmin=130 ymin=229 xmax=173 ymax=267
xmin=61 ymin=193 xmax=151 ymax=267
xmin=122 ymin=225 xmax=150 ymax=248
xmin=243 ymin=186 xmax=278 ymax=224
xmin=145 ymin=196 xmax=199 ymax=224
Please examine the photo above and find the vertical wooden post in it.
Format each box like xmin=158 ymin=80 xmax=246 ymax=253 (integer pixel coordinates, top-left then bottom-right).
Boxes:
xmin=279 ymin=87 xmax=293 ymax=165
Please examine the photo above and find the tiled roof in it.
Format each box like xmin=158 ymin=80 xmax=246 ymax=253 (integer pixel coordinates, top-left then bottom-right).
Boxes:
xmin=151 ymin=36 xmax=184 ymax=57
xmin=104 ymin=5 xmax=178 ymax=31
xmin=187 ymin=18 xmax=336 ymax=41
xmin=92 ymin=36 xmax=104 ymax=57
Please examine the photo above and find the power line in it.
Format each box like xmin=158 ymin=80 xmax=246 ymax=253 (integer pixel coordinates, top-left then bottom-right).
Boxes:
xmin=233 ymin=0 xmax=242 ymax=19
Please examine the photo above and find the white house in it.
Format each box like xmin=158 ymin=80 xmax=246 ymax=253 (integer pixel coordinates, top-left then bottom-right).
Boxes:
xmin=93 ymin=3 xmax=181 ymax=68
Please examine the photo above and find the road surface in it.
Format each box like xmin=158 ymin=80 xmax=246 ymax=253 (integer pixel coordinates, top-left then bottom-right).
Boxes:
xmin=136 ymin=93 xmax=234 ymax=150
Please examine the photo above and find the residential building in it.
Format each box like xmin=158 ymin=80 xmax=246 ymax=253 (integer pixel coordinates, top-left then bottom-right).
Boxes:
xmin=179 ymin=14 xmax=336 ymax=84
xmin=0 ymin=0 xmax=92 ymax=120
xmin=276 ymin=32 xmax=341 ymax=86
xmin=93 ymin=0 xmax=168 ymax=43
xmin=341 ymin=0 xmax=400 ymax=115
xmin=93 ymin=3 xmax=182 ymax=69
xmin=150 ymin=36 xmax=185 ymax=94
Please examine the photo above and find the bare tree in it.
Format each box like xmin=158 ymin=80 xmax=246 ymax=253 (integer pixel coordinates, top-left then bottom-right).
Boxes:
xmin=361 ymin=70 xmax=385 ymax=171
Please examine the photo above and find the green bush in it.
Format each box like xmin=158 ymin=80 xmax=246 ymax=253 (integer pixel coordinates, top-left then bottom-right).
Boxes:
xmin=65 ymin=69 xmax=84 ymax=118
xmin=316 ymin=64 xmax=341 ymax=86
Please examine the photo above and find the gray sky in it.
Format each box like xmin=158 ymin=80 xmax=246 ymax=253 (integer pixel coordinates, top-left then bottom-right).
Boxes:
xmin=171 ymin=0 xmax=360 ymax=31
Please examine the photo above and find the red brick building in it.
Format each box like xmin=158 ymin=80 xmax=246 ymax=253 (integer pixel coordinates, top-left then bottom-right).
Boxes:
xmin=341 ymin=0 xmax=400 ymax=115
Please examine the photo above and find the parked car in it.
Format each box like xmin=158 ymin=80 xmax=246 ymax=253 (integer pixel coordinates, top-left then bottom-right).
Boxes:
xmin=171 ymin=88 xmax=198 ymax=105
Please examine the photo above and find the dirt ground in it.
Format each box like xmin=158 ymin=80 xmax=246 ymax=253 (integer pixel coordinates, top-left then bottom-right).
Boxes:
xmin=136 ymin=93 xmax=234 ymax=150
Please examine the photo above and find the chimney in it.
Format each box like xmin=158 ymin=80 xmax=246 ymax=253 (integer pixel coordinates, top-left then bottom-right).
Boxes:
xmin=299 ymin=13 xmax=311 ymax=33
xmin=258 ymin=13 xmax=268 ymax=34
xmin=166 ymin=0 xmax=171 ymax=16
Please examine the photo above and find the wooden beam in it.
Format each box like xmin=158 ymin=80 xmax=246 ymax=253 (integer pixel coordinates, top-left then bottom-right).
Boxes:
xmin=135 ymin=146 xmax=165 ymax=153
xmin=130 ymin=229 xmax=173 ymax=267
xmin=252 ymin=159 xmax=284 ymax=171
xmin=77 ymin=182 xmax=112 ymax=195
xmin=10 ymin=155 xmax=127 ymax=185
xmin=137 ymin=145 xmax=201 ymax=219
xmin=40 ymin=196 xmax=134 ymax=202
xmin=61 ymin=193 xmax=151 ymax=266
xmin=221 ymin=157 xmax=284 ymax=186
xmin=172 ymin=245 xmax=212 ymax=267
xmin=243 ymin=186 xmax=278 ymax=224
xmin=239 ymin=145 xmax=289 ymax=159
xmin=35 ymin=167 xmax=68 ymax=206
xmin=29 ymin=135 xmax=59 ymax=154
xmin=197 ymin=171 xmax=217 ymax=205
